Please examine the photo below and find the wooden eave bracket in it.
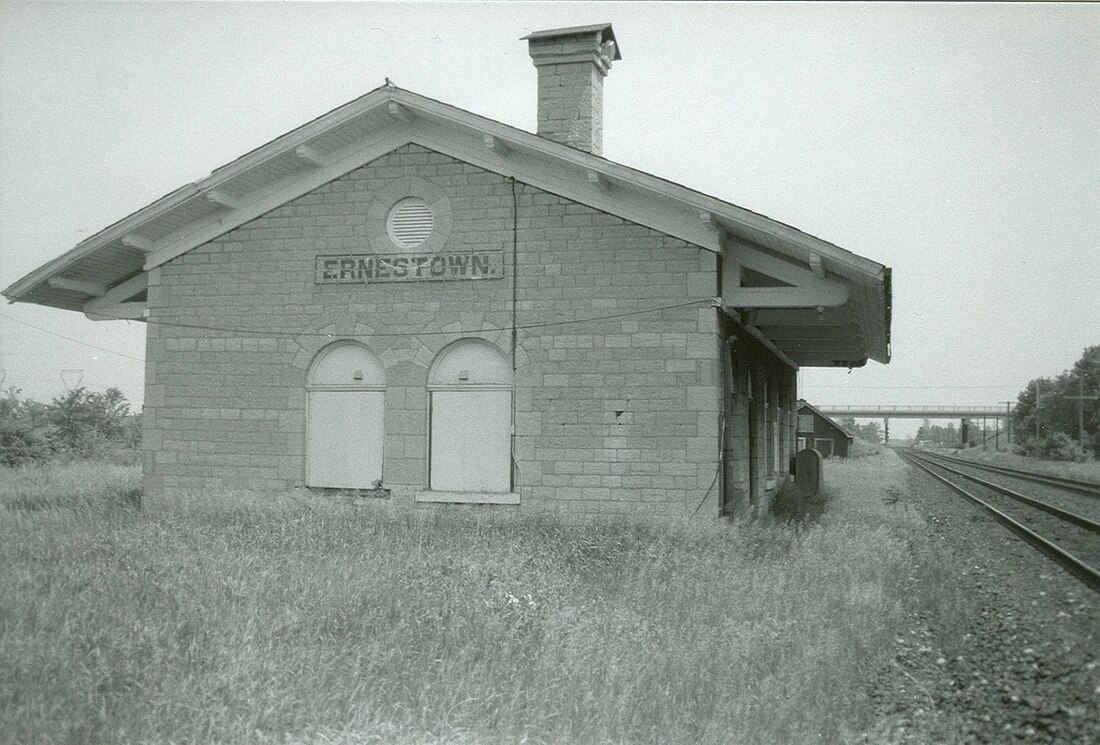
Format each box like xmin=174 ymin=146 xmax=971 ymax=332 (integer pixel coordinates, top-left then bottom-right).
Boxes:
xmin=700 ymin=210 xmax=725 ymax=235
xmin=808 ymin=252 xmax=825 ymax=279
xmin=587 ymin=169 xmax=610 ymax=192
xmin=294 ymin=145 xmax=327 ymax=168
xmin=120 ymin=234 xmax=154 ymax=253
xmin=82 ymin=273 xmax=148 ymax=321
xmin=204 ymin=189 xmax=237 ymax=210
xmin=722 ymin=244 xmax=849 ymax=309
xmin=483 ymin=134 xmax=510 ymax=157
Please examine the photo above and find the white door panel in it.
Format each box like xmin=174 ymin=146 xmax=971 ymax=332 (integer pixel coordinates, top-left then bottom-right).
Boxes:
xmin=431 ymin=390 xmax=511 ymax=492
xmin=307 ymin=391 xmax=384 ymax=488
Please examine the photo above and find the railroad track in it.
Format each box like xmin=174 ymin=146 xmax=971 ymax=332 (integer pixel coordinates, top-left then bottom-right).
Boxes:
xmin=902 ymin=449 xmax=1100 ymax=498
xmin=896 ymin=448 xmax=1100 ymax=592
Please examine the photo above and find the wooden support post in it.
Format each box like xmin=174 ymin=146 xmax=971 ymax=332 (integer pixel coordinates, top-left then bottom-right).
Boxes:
xmin=1035 ymin=381 xmax=1042 ymax=437
xmin=1065 ymin=376 xmax=1100 ymax=449
xmin=1001 ymin=401 xmax=1014 ymax=448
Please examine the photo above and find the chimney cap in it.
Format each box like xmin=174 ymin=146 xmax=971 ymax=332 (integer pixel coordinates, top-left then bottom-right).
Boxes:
xmin=521 ymin=23 xmax=621 ymax=61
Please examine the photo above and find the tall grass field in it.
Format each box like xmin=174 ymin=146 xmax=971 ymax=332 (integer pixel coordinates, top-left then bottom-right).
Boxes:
xmin=1 ymin=454 xmax=954 ymax=744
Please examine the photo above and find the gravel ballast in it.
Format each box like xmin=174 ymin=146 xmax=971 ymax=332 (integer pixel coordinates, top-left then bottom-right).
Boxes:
xmin=861 ymin=453 xmax=1100 ymax=744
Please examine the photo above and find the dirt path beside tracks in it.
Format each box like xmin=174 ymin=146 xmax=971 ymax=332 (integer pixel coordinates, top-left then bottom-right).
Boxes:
xmin=862 ymin=458 xmax=1100 ymax=744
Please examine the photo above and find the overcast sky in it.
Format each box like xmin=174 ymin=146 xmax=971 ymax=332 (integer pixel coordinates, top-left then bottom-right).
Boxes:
xmin=1 ymin=1 xmax=1097 ymax=436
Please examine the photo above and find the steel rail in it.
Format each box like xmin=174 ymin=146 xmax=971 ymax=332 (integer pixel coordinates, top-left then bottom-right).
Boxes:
xmin=902 ymin=450 xmax=1100 ymax=535
xmin=898 ymin=450 xmax=1100 ymax=593
xmin=902 ymin=449 xmax=1100 ymax=498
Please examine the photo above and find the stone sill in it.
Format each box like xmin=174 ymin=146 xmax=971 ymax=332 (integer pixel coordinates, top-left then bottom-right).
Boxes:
xmin=415 ymin=491 xmax=520 ymax=505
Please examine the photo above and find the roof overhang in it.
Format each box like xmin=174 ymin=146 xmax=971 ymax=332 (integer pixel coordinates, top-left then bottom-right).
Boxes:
xmin=3 ymin=84 xmax=891 ymax=365
xmin=799 ymin=400 xmax=855 ymax=438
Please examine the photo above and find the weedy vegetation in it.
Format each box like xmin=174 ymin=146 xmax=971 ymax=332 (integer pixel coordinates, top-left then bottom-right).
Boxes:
xmin=1 ymin=453 xmax=958 ymax=744
xmin=950 ymin=446 xmax=1100 ymax=483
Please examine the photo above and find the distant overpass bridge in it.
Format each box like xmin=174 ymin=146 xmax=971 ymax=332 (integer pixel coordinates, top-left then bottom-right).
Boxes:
xmin=816 ymin=405 xmax=1011 ymax=419
xmin=815 ymin=404 xmax=1013 ymax=444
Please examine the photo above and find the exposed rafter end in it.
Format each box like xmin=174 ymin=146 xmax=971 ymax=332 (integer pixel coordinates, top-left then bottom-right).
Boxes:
xmin=47 ymin=277 xmax=106 ymax=297
xmin=483 ymin=134 xmax=510 ymax=157
xmin=386 ymin=101 xmax=414 ymax=123
xmin=587 ymin=170 xmax=610 ymax=192
xmin=293 ymin=144 xmax=327 ymax=168
xmin=204 ymin=189 xmax=237 ymax=210
xmin=699 ymin=210 xmax=726 ymax=243
xmin=809 ymin=252 xmax=825 ymax=279
xmin=121 ymin=234 xmax=153 ymax=252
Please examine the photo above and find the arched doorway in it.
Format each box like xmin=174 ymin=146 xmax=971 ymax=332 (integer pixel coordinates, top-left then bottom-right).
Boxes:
xmin=428 ymin=339 xmax=512 ymax=492
xmin=306 ymin=342 xmax=385 ymax=489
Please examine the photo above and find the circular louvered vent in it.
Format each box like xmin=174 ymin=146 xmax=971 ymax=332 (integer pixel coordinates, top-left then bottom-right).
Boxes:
xmin=386 ymin=198 xmax=434 ymax=248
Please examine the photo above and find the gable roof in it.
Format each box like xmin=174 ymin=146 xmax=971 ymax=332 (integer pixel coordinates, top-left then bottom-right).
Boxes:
xmin=3 ymin=83 xmax=891 ymax=366
xmin=798 ymin=400 xmax=855 ymax=439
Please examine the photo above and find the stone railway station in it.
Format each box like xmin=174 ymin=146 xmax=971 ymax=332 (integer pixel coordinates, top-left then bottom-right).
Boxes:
xmin=3 ymin=24 xmax=892 ymax=517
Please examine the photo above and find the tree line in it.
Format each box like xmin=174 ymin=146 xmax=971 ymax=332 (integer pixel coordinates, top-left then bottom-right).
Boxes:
xmin=0 ymin=387 xmax=141 ymax=466
xmin=911 ymin=346 xmax=1098 ymax=460
xmin=1009 ymin=345 xmax=1099 ymax=460
xmin=837 ymin=417 xmax=882 ymax=444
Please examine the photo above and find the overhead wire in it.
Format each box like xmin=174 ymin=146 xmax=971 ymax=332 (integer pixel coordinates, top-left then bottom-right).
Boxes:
xmin=0 ymin=311 xmax=144 ymax=362
xmin=134 ymin=298 xmax=715 ymax=338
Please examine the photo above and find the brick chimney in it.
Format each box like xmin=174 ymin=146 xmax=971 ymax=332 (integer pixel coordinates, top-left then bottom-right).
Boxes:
xmin=523 ymin=24 xmax=621 ymax=156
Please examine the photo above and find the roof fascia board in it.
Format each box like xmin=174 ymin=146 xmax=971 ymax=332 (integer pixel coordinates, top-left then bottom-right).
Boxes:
xmin=145 ymin=125 xmax=414 ymax=269
xmin=146 ymin=116 xmax=725 ymax=271
xmin=8 ymin=86 xmax=887 ymax=301
xmin=392 ymin=89 xmax=888 ymax=278
xmin=3 ymin=88 xmax=399 ymax=302
xmin=408 ymin=121 xmax=723 ymax=252
xmin=2 ymin=184 xmax=198 ymax=301
xmin=199 ymin=86 xmax=393 ymax=189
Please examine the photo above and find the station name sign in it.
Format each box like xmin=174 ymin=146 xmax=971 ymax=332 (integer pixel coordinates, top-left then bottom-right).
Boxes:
xmin=316 ymin=251 xmax=503 ymax=284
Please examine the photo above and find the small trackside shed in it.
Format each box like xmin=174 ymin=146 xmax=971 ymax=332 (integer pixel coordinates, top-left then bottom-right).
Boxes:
xmin=796 ymin=401 xmax=854 ymax=458
xmin=2 ymin=24 xmax=891 ymax=517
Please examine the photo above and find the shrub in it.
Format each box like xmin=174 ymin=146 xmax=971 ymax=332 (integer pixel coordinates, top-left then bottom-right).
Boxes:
xmin=0 ymin=388 xmax=55 ymax=466
xmin=849 ymin=436 xmax=883 ymax=458
xmin=0 ymin=387 xmax=141 ymax=466
xmin=1014 ymin=431 xmax=1089 ymax=462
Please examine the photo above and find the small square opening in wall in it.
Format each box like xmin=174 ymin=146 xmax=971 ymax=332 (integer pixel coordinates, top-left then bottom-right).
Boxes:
xmin=387 ymin=197 xmax=434 ymax=248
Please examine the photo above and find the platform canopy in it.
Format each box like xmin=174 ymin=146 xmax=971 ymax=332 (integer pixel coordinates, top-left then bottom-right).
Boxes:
xmin=3 ymin=84 xmax=890 ymax=367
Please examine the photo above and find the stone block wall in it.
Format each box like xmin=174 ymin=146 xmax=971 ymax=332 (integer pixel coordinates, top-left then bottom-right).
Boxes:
xmin=144 ymin=144 xmax=729 ymax=515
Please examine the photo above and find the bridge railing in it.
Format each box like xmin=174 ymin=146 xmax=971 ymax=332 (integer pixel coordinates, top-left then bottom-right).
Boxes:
xmin=816 ymin=405 xmax=1012 ymax=418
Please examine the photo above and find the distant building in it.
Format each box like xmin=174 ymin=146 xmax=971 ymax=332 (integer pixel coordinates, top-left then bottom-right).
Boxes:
xmin=796 ymin=401 xmax=854 ymax=458
xmin=3 ymin=24 xmax=890 ymax=515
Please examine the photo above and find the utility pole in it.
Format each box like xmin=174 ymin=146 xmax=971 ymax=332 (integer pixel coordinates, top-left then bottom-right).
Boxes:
xmin=1065 ymin=375 xmax=1099 ymax=449
xmin=1035 ymin=381 xmax=1042 ymax=437
xmin=1000 ymin=401 xmax=1014 ymax=448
